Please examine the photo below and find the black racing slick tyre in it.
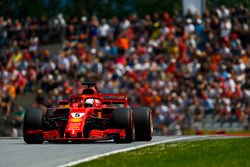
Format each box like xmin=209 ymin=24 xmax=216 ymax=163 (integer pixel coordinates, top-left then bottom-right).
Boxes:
xmin=133 ymin=107 xmax=153 ymax=141
xmin=23 ymin=108 xmax=44 ymax=144
xmin=112 ymin=108 xmax=135 ymax=143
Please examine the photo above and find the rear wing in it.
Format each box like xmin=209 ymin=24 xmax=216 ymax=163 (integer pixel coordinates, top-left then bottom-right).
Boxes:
xmin=101 ymin=94 xmax=128 ymax=107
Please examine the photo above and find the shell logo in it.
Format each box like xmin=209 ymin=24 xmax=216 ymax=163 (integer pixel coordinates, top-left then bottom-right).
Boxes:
xmin=70 ymin=118 xmax=81 ymax=122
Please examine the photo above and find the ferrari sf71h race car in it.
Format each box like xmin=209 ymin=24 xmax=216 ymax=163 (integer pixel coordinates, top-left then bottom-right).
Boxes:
xmin=23 ymin=82 xmax=153 ymax=144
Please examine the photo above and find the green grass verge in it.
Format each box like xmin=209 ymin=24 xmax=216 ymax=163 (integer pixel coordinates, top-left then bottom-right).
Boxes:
xmin=74 ymin=138 xmax=250 ymax=167
xmin=184 ymin=130 xmax=250 ymax=135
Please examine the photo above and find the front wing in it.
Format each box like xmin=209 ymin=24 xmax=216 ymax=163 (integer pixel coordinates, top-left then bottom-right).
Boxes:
xmin=26 ymin=129 xmax=126 ymax=141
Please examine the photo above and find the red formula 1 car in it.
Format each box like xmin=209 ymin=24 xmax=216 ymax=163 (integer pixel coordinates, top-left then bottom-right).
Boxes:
xmin=23 ymin=82 xmax=153 ymax=144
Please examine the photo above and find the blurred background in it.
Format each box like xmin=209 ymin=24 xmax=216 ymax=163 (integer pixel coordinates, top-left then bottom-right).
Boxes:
xmin=0 ymin=0 xmax=249 ymax=137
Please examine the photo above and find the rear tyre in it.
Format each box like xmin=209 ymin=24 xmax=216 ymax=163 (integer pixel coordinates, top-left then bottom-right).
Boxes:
xmin=133 ymin=107 xmax=153 ymax=141
xmin=112 ymin=108 xmax=135 ymax=143
xmin=23 ymin=108 xmax=44 ymax=144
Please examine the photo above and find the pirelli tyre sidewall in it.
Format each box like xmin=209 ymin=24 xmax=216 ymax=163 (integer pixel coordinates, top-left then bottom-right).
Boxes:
xmin=23 ymin=108 xmax=44 ymax=144
xmin=133 ymin=107 xmax=153 ymax=141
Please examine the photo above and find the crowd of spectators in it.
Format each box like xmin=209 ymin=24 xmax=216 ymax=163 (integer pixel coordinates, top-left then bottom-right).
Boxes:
xmin=0 ymin=4 xmax=249 ymax=136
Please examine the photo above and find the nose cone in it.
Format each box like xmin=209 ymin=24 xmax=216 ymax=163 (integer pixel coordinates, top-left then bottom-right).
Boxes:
xmin=65 ymin=109 xmax=88 ymax=138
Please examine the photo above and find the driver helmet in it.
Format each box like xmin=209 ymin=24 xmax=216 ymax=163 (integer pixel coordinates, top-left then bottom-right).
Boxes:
xmin=84 ymin=98 xmax=94 ymax=107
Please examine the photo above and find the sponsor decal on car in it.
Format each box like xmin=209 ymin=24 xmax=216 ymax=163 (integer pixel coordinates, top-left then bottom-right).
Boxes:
xmin=70 ymin=118 xmax=81 ymax=122
xmin=71 ymin=113 xmax=85 ymax=118
xmin=68 ymin=122 xmax=81 ymax=130
xmin=69 ymin=113 xmax=85 ymax=122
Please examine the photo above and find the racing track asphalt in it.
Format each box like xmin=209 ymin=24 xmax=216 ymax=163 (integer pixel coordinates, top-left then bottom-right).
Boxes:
xmin=0 ymin=135 xmax=238 ymax=167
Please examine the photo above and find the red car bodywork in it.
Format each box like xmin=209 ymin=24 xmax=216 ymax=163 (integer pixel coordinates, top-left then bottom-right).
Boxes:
xmin=25 ymin=84 xmax=131 ymax=142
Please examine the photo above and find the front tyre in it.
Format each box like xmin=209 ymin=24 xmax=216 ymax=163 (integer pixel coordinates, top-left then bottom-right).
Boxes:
xmin=23 ymin=108 xmax=44 ymax=144
xmin=112 ymin=108 xmax=135 ymax=143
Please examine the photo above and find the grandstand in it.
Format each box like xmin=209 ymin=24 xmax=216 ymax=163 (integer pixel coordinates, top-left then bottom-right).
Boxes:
xmin=0 ymin=3 xmax=249 ymax=136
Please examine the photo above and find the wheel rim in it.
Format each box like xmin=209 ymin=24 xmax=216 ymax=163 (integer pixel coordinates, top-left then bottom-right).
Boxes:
xmin=131 ymin=110 xmax=135 ymax=141
xmin=132 ymin=124 xmax=135 ymax=141
xmin=150 ymin=111 xmax=153 ymax=138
